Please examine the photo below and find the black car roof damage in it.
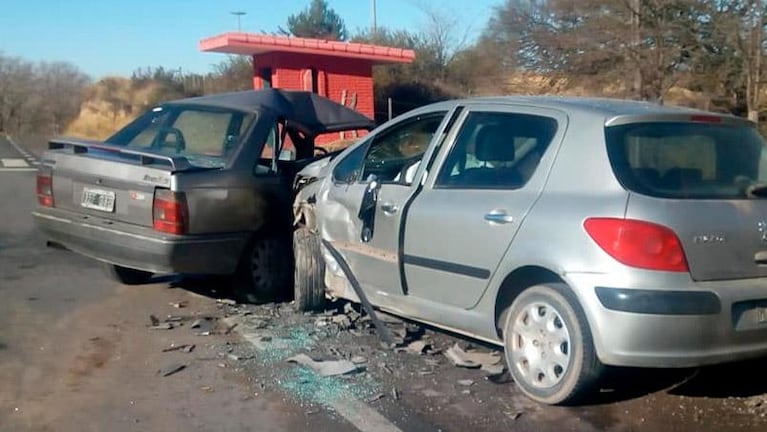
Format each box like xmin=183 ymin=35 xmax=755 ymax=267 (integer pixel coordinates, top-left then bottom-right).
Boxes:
xmin=168 ymin=89 xmax=376 ymax=137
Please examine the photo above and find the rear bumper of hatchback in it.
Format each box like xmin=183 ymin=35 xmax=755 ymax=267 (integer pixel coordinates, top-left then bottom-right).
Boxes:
xmin=569 ymin=272 xmax=767 ymax=368
xmin=32 ymin=208 xmax=247 ymax=275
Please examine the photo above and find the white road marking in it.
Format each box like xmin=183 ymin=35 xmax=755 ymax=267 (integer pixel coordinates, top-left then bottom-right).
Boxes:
xmin=0 ymin=168 xmax=37 ymax=172
xmin=2 ymin=158 xmax=30 ymax=168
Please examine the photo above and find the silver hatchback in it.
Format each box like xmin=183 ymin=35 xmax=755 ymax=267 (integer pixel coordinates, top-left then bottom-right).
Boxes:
xmin=292 ymin=96 xmax=767 ymax=404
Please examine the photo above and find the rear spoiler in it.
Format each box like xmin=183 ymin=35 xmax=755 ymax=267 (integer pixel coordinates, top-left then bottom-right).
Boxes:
xmin=48 ymin=138 xmax=192 ymax=171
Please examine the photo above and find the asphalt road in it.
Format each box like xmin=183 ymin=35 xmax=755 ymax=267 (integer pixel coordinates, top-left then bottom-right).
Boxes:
xmin=0 ymin=136 xmax=356 ymax=432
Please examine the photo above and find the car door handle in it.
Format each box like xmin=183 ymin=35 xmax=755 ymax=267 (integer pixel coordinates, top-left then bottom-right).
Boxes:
xmin=484 ymin=211 xmax=514 ymax=225
xmin=380 ymin=202 xmax=399 ymax=215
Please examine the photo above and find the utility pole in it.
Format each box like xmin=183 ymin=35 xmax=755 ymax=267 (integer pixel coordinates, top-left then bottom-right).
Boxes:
xmin=230 ymin=11 xmax=246 ymax=32
xmin=371 ymin=0 xmax=377 ymax=37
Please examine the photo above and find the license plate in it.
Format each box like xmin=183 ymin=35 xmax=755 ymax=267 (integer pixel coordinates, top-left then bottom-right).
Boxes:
xmin=81 ymin=187 xmax=115 ymax=212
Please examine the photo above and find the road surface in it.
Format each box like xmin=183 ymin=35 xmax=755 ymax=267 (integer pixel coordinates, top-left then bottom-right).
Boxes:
xmin=0 ymin=135 xmax=357 ymax=432
xmin=3 ymin=134 xmax=767 ymax=432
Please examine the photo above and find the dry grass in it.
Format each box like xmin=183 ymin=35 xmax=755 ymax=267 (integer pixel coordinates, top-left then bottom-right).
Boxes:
xmin=64 ymin=76 xmax=163 ymax=140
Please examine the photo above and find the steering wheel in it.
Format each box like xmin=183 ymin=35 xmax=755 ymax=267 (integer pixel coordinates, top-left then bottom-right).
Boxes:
xmin=314 ymin=146 xmax=329 ymax=156
xmin=157 ymin=127 xmax=186 ymax=152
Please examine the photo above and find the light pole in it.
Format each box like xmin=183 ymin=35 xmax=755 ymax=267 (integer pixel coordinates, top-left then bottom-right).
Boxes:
xmin=230 ymin=11 xmax=246 ymax=32
xmin=371 ymin=0 xmax=377 ymax=36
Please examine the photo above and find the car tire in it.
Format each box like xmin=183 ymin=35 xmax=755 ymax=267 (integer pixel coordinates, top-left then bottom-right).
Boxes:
xmin=104 ymin=264 xmax=153 ymax=285
xmin=233 ymin=230 xmax=292 ymax=303
xmin=293 ymin=226 xmax=326 ymax=311
xmin=502 ymin=283 xmax=603 ymax=405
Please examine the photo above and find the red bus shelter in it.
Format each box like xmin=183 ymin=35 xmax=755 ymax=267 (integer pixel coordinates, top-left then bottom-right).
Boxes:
xmin=200 ymin=32 xmax=415 ymax=125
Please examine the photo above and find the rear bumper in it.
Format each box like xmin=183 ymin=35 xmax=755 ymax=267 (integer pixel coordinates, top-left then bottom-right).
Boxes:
xmin=32 ymin=208 xmax=248 ymax=275
xmin=569 ymin=272 xmax=767 ymax=368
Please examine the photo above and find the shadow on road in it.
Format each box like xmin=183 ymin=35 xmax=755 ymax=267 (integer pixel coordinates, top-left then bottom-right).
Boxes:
xmin=581 ymin=366 xmax=694 ymax=405
xmin=583 ymin=358 xmax=767 ymax=405
xmin=668 ymin=359 xmax=767 ymax=398
xmin=165 ymin=275 xmax=292 ymax=305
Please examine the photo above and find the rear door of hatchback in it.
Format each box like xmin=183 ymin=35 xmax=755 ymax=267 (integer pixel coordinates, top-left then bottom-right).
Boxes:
xmin=605 ymin=114 xmax=767 ymax=284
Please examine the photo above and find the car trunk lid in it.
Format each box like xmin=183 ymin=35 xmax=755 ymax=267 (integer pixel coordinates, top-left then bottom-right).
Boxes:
xmin=44 ymin=138 xmax=188 ymax=229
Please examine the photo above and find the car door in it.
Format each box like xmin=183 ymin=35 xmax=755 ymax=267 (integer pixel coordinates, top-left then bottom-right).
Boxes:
xmin=402 ymin=104 xmax=566 ymax=308
xmin=320 ymin=109 xmax=451 ymax=296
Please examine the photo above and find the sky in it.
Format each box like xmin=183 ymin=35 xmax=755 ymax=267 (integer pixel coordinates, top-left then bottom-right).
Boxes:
xmin=0 ymin=0 xmax=499 ymax=79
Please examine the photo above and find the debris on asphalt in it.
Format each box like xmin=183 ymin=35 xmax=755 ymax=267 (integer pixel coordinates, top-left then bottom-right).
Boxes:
xmin=367 ymin=393 xmax=385 ymax=403
xmin=217 ymin=298 xmax=238 ymax=306
xmin=395 ymin=340 xmax=431 ymax=355
xmin=164 ymin=316 xmax=184 ymax=323
xmin=391 ymin=387 xmax=400 ymax=400
xmin=286 ymin=353 xmax=360 ymax=377
xmin=506 ymin=411 xmax=524 ymax=420
xmin=149 ymin=322 xmax=174 ymax=330
xmin=161 ymin=344 xmax=195 ymax=353
xmin=149 ymin=314 xmax=160 ymax=327
xmin=190 ymin=319 xmax=202 ymax=329
xmin=458 ymin=379 xmax=475 ymax=386
xmin=169 ymin=301 xmax=188 ymax=309
xmin=224 ymin=323 xmax=238 ymax=335
xmin=444 ymin=343 xmax=502 ymax=370
xmin=444 ymin=344 xmax=482 ymax=368
xmin=486 ymin=370 xmax=513 ymax=384
xmin=227 ymin=353 xmax=255 ymax=361
xmin=158 ymin=363 xmax=186 ymax=377
xmin=481 ymin=363 xmax=506 ymax=376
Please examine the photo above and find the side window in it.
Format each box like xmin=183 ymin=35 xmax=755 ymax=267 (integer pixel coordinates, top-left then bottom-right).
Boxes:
xmin=361 ymin=113 xmax=447 ymax=184
xmin=435 ymin=112 xmax=557 ymax=189
xmin=332 ymin=143 xmax=368 ymax=184
xmin=255 ymin=124 xmax=281 ymax=175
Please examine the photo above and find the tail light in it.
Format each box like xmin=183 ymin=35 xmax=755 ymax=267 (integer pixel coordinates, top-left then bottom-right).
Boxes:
xmin=36 ymin=172 xmax=54 ymax=207
xmin=153 ymin=189 xmax=188 ymax=235
xmin=584 ymin=218 xmax=689 ymax=272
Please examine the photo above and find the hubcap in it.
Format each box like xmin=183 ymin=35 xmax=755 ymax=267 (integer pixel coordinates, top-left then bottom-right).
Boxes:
xmin=509 ymin=301 xmax=572 ymax=389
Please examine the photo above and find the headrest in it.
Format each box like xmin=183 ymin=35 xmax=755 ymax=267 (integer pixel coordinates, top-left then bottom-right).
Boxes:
xmin=475 ymin=124 xmax=515 ymax=162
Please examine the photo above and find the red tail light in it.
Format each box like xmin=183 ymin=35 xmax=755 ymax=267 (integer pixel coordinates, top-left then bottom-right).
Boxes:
xmin=584 ymin=218 xmax=689 ymax=272
xmin=153 ymin=189 xmax=188 ymax=235
xmin=36 ymin=173 xmax=54 ymax=207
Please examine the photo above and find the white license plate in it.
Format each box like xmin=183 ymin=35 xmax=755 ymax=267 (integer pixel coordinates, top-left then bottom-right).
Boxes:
xmin=81 ymin=187 xmax=116 ymax=212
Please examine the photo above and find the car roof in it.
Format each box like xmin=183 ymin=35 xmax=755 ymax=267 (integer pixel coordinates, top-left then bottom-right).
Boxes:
xmin=165 ymin=89 xmax=375 ymax=136
xmin=405 ymin=96 xmax=752 ymax=127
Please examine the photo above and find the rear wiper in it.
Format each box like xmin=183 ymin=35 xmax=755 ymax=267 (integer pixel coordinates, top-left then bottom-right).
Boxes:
xmin=747 ymin=183 xmax=767 ymax=197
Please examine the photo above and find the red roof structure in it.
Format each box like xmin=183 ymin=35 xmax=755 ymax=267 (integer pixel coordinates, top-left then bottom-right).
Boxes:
xmin=200 ymin=33 xmax=415 ymax=140
xmin=200 ymin=33 xmax=415 ymax=64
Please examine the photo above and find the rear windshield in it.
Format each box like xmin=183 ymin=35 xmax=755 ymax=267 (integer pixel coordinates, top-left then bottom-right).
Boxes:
xmin=106 ymin=105 xmax=256 ymax=169
xmin=605 ymin=122 xmax=767 ymax=199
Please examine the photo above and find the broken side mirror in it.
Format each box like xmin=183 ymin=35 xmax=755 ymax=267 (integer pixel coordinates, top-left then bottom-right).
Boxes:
xmin=358 ymin=174 xmax=380 ymax=243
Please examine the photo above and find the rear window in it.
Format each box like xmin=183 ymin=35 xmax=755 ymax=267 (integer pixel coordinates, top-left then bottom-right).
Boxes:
xmin=107 ymin=105 xmax=256 ymax=169
xmin=606 ymin=122 xmax=767 ymax=199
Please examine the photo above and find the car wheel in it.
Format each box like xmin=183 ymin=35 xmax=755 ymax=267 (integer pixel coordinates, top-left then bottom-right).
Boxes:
xmin=104 ymin=264 xmax=153 ymax=285
xmin=503 ymin=283 xmax=603 ymax=405
xmin=234 ymin=230 xmax=292 ymax=303
xmin=293 ymin=226 xmax=326 ymax=311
